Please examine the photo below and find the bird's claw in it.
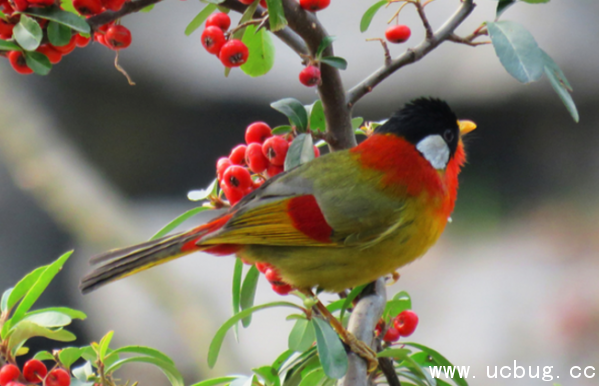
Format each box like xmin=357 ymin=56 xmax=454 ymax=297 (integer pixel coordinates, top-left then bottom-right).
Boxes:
xmin=344 ymin=332 xmax=379 ymax=373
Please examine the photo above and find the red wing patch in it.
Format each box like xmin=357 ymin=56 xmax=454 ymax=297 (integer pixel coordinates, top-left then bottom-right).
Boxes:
xmin=287 ymin=195 xmax=333 ymax=243
xmin=180 ymin=214 xmax=233 ymax=252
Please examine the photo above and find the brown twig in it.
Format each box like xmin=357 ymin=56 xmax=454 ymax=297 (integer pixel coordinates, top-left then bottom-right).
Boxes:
xmin=114 ymin=50 xmax=135 ymax=86
xmin=347 ymin=0 xmax=476 ymax=107
xmin=448 ymin=25 xmax=489 ymax=46
xmin=366 ymin=38 xmax=392 ymax=67
xmin=414 ymin=0 xmax=433 ymax=40
xmin=379 ymin=356 xmax=402 ymax=386
xmin=87 ymin=0 xmax=163 ymax=30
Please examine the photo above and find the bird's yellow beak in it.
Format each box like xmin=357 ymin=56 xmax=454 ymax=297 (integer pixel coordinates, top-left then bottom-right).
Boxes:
xmin=458 ymin=120 xmax=477 ymax=136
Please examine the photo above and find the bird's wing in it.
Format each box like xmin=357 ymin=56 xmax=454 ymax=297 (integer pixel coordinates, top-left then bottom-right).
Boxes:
xmin=200 ymin=151 xmax=409 ymax=248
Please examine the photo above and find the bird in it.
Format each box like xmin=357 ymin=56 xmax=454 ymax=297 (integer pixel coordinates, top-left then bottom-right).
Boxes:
xmin=80 ymin=97 xmax=476 ymax=367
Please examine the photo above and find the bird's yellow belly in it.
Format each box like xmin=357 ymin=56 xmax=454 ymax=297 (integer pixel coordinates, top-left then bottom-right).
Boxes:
xmin=240 ymin=206 xmax=447 ymax=292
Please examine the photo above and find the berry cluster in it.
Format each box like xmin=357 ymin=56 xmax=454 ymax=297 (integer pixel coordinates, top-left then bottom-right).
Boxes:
xmin=201 ymin=12 xmax=249 ymax=68
xmin=0 ymin=0 xmax=131 ymax=75
xmin=215 ymin=121 xmax=321 ymax=295
xmin=0 ymin=361 xmax=70 ymax=386
xmin=376 ymin=310 xmax=419 ymax=343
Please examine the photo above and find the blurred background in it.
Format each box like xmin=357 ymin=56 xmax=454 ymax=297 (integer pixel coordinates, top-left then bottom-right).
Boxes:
xmin=1 ymin=0 xmax=598 ymax=385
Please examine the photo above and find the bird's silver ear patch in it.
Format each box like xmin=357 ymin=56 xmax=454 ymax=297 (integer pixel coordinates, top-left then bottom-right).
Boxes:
xmin=416 ymin=134 xmax=450 ymax=170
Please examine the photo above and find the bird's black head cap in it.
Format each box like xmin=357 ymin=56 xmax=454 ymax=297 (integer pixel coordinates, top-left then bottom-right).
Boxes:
xmin=375 ymin=97 xmax=460 ymax=157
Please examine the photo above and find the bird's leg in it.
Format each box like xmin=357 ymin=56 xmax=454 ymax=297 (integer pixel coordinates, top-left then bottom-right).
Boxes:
xmin=300 ymin=289 xmax=379 ymax=372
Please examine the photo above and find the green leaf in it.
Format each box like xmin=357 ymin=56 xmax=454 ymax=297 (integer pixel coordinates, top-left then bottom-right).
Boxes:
xmin=383 ymin=299 xmax=410 ymax=321
xmin=403 ymin=342 xmax=468 ymax=386
xmin=241 ymin=25 xmax=275 ymax=77
xmin=188 ymin=179 xmax=218 ymax=201
xmin=521 ymin=0 xmax=550 ymax=3
xmin=319 ymin=56 xmax=347 ymax=70
xmin=98 ymin=330 xmax=114 ymax=360
xmin=339 ymin=284 xmax=367 ymax=321
xmin=24 ymin=51 xmax=52 ymax=75
xmin=8 ymin=251 xmax=72 ymax=331
xmin=253 ymin=365 xmax=281 ymax=386
xmin=33 ymin=350 xmax=55 ymax=361
xmin=496 ymin=0 xmax=516 ymax=18
xmin=265 ymin=0 xmax=287 ymax=31
xmin=232 ymin=257 xmax=243 ymax=339
xmin=189 ymin=377 xmax=242 ymax=386
xmin=208 ymin=301 xmax=304 ymax=368
xmin=271 ymin=98 xmax=309 ymax=131
xmin=316 ymin=36 xmax=336 ymax=59
xmin=232 ymin=0 xmax=259 ymax=41
xmin=288 ymin=318 xmax=316 ymax=352
xmin=23 ymin=311 xmax=72 ymax=328
xmin=351 ymin=117 xmax=363 ymax=130
xmin=298 ymin=368 xmax=325 ymax=386
xmin=4 ymin=266 xmax=46 ymax=318
xmin=0 ymin=10 xmax=7 ymax=20
xmin=487 ymin=21 xmax=543 ymax=83
xmin=541 ymin=50 xmax=578 ymax=122
xmin=72 ymin=362 xmax=94 ymax=382
xmin=309 ymin=100 xmax=325 ymax=132
xmin=47 ymin=21 xmax=72 ymax=47
xmin=7 ymin=321 xmax=76 ymax=354
xmin=272 ymin=125 xmax=292 ymax=135
xmin=13 ymin=15 xmax=42 ymax=51
xmin=80 ymin=346 xmax=97 ymax=363
xmin=59 ymin=347 xmax=83 ymax=369
xmin=59 ymin=0 xmax=77 ymax=15
xmin=0 ymin=40 xmax=20 ymax=51
xmin=272 ymin=349 xmax=295 ymax=371
xmin=312 ymin=317 xmax=347 ymax=379
xmin=106 ymin=346 xmax=175 ymax=365
xmin=26 ymin=307 xmax=87 ymax=320
xmin=1 ymin=289 xmax=12 ymax=313
xmin=185 ymin=3 xmax=217 ymax=36
xmin=105 ymin=356 xmax=184 ymax=386
xmin=377 ymin=348 xmax=410 ymax=358
xmin=360 ymin=0 xmax=387 ymax=33
xmin=140 ymin=4 xmax=154 ymax=12
xmin=240 ymin=265 xmax=260 ymax=327
xmin=284 ymin=133 xmax=314 ymax=171
xmin=150 ymin=207 xmax=209 ymax=240
xmin=25 ymin=6 xmax=90 ymax=33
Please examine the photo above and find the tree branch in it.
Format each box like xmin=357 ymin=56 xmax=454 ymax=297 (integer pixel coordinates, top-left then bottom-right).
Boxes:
xmin=87 ymin=0 xmax=163 ymax=29
xmin=279 ymin=0 xmax=355 ymax=151
xmin=338 ymin=279 xmax=386 ymax=386
xmin=347 ymin=0 xmax=476 ymax=107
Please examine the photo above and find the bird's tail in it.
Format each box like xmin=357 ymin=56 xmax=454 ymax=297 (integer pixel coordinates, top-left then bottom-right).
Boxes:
xmin=80 ymin=214 xmax=233 ymax=294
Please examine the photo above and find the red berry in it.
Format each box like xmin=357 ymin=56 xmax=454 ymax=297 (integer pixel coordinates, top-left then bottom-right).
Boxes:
xmin=299 ymin=0 xmax=330 ymax=12
xmin=45 ymin=369 xmax=70 ymax=386
xmin=205 ymin=12 xmax=230 ymax=31
xmin=313 ymin=145 xmax=320 ymax=157
xmin=9 ymin=0 xmax=28 ymax=12
xmin=223 ymin=165 xmax=252 ymax=191
xmin=266 ymin=164 xmax=284 ymax=178
xmin=245 ymin=143 xmax=269 ymax=173
xmin=28 ymin=0 xmax=53 ymax=6
xmin=72 ymin=0 xmax=103 ymax=15
xmin=8 ymin=51 xmax=33 ymax=75
xmin=238 ymin=0 xmax=252 ymax=4
xmin=216 ymin=157 xmax=232 ymax=180
xmin=219 ymin=39 xmax=248 ymax=67
xmin=259 ymin=0 xmax=266 ymax=6
xmin=255 ymin=262 xmax=271 ymax=273
xmin=385 ymin=25 xmax=411 ymax=44
xmin=37 ymin=44 xmax=62 ymax=64
xmin=245 ymin=122 xmax=272 ymax=144
xmin=101 ymin=0 xmax=125 ymax=11
xmin=229 ymin=145 xmax=247 ymax=165
xmin=252 ymin=178 xmax=264 ymax=189
xmin=51 ymin=35 xmax=77 ymax=54
xmin=0 ymin=19 xmax=14 ymax=39
xmin=0 ymin=365 xmax=21 ymax=386
xmin=394 ymin=310 xmax=419 ymax=337
xmin=6 ymin=382 xmax=25 ymax=386
xmin=105 ymin=25 xmax=132 ymax=50
xmin=262 ymin=136 xmax=288 ymax=166
xmin=23 ymin=360 xmax=47 ymax=384
xmin=383 ymin=326 xmax=400 ymax=342
xmin=271 ymin=283 xmax=293 ymax=295
xmin=221 ymin=183 xmax=243 ymax=205
xmin=75 ymin=34 xmax=91 ymax=47
xmin=94 ymin=33 xmax=107 ymax=46
xmin=264 ymin=268 xmax=282 ymax=283
xmin=201 ymin=26 xmax=225 ymax=55
xmin=299 ymin=65 xmax=321 ymax=87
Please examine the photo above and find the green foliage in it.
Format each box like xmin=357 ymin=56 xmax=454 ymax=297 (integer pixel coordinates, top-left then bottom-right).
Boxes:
xmin=265 ymin=0 xmax=287 ymax=32
xmin=0 ymin=39 xmax=20 ymax=51
xmin=360 ymin=0 xmax=388 ymax=32
xmin=47 ymin=21 xmax=72 ymax=47
xmin=24 ymin=51 xmax=52 ymax=75
xmin=285 ymin=134 xmax=315 ymax=171
xmin=150 ymin=206 xmax=210 ymax=240
xmin=25 ymin=6 xmax=90 ymax=33
xmin=185 ymin=3 xmax=217 ymax=36
xmin=271 ymin=98 xmax=309 ymax=132
xmin=241 ymin=25 xmax=275 ymax=77
xmin=13 ymin=15 xmax=43 ymax=51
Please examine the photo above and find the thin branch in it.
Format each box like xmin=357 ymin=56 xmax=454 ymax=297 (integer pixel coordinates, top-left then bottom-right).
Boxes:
xmin=379 ymin=356 xmax=402 ymax=386
xmin=414 ymin=1 xmax=433 ymax=40
xmin=280 ymin=0 xmax=355 ymax=151
xmin=366 ymin=38 xmax=392 ymax=67
xmin=448 ymin=25 xmax=489 ymax=46
xmin=347 ymin=0 xmax=476 ymax=107
xmin=87 ymin=0 xmax=163 ymax=30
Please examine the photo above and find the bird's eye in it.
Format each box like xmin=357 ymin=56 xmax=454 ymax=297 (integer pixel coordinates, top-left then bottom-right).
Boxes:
xmin=443 ymin=129 xmax=454 ymax=143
